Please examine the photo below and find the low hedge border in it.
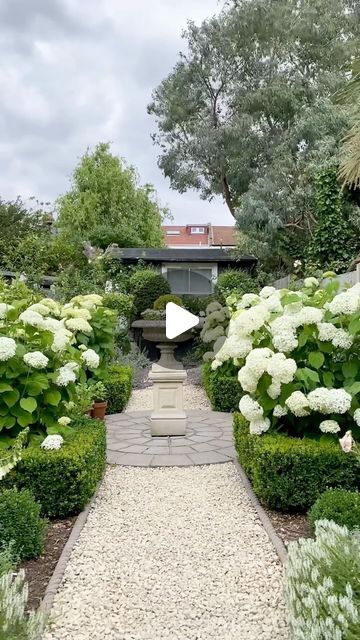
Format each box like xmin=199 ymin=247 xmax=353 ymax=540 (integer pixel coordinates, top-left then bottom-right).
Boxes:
xmin=201 ymin=363 xmax=241 ymax=413
xmin=105 ymin=364 xmax=133 ymax=414
xmin=4 ymin=416 xmax=106 ymax=518
xmin=308 ymin=489 xmax=360 ymax=532
xmin=233 ymin=413 xmax=360 ymax=512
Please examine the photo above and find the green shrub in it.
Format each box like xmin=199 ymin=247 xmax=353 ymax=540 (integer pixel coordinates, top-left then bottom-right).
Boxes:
xmin=153 ymin=294 xmax=183 ymax=310
xmin=0 ymin=488 xmax=46 ymax=561
xmin=215 ymin=269 xmax=257 ymax=304
xmin=233 ymin=413 xmax=360 ymax=511
xmin=104 ymin=364 xmax=133 ymax=414
xmin=103 ymin=292 xmax=134 ymax=319
xmin=5 ymin=417 xmax=106 ymax=518
xmin=201 ymin=362 xmax=241 ymax=412
xmin=183 ymin=295 xmax=215 ymax=315
xmin=129 ymin=269 xmax=170 ymax=316
xmin=284 ymin=519 xmax=360 ymax=639
xmin=309 ymin=489 xmax=360 ymax=532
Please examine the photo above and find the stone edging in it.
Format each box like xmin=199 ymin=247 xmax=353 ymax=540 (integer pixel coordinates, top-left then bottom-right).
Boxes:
xmin=233 ymin=459 xmax=288 ymax=564
xmin=42 ymin=478 xmax=104 ymax=613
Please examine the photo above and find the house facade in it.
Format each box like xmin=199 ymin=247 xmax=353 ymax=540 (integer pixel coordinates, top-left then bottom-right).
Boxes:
xmin=162 ymin=224 xmax=237 ymax=249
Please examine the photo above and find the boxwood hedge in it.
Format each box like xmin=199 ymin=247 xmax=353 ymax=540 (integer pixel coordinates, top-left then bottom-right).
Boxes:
xmin=201 ymin=362 xmax=241 ymax=412
xmin=233 ymin=413 xmax=360 ymax=511
xmin=4 ymin=416 xmax=106 ymax=518
xmin=105 ymin=364 xmax=133 ymax=414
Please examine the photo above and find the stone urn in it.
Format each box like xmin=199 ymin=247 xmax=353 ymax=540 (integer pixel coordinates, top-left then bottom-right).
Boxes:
xmin=131 ymin=318 xmax=203 ymax=436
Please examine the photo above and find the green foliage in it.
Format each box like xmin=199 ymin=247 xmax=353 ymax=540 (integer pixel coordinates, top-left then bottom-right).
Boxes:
xmin=5 ymin=417 xmax=106 ymax=518
xmin=149 ymin=0 xmax=360 ymax=271
xmin=201 ymin=362 xmax=241 ymax=412
xmin=284 ymin=519 xmax=360 ymax=639
xmin=0 ymin=283 xmax=117 ymax=439
xmin=233 ymin=414 xmax=359 ymax=511
xmin=115 ymin=343 xmax=151 ymax=386
xmin=103 ymin=364 xmax=133 ymax=414
xmin=182 ymin=295 xmax=216 ymax=315
xmin=153 ymin=294 xmax=183 ymax=310
xmin=215 ymin=269 xmax=257 ymax=304
xmin=56 ymin=142 xmax=166 ymax=250
xmin=0 ymin=547 xmax=46 ymax=639
xmin=0 ymin=198 xmax=51 ymax=270
xmin=129 ymin=269 xmax=171 ymax=316
xmin=306 ymin=167 xmax=359 ymax=273
xmin=0 ymin=488 xmax=46 ymax=561
xmin=103 ymin=292 xmax=133 ymax=320
xmin=309 ymin=489 xmax=360 ymax=532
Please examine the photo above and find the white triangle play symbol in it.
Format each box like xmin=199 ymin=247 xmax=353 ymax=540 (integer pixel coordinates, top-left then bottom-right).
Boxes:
xmin=166 ymin=302 xmax=199 ymax=340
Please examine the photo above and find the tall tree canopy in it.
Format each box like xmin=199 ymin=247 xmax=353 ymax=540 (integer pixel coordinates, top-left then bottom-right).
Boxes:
xmin=149 ymin=0 xmax=360 ymax=271
xmin=57 ymin=143 xmax=166 ymax=249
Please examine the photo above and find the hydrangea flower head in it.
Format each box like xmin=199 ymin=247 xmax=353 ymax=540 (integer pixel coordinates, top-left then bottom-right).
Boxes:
xmin=0 ymin=337 xmax=16 ymax=361
xmin=41 ymin=435 xmax=64 ymax=450
xmin=23 ymin=351 xmax=49 ymax=369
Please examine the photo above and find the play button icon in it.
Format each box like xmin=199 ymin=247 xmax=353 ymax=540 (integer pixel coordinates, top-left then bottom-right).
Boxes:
xmin=166 ymin=302 xmax=199 ymax=340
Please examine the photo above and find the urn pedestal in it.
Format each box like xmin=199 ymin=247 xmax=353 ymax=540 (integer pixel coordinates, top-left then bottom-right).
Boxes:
xmin=148 ymin=346 xmax=187 ymax=436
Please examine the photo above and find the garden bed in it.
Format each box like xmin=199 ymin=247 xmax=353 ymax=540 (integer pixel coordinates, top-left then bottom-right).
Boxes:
xmin=264 ymin=508 xmax=311 ymax=546
xmin=22 ymin=516 xmax=76 ymax=610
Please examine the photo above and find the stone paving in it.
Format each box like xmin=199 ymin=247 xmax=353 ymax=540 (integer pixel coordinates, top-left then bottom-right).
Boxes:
xmin=106 ymin=409 xmax=235 ymax=467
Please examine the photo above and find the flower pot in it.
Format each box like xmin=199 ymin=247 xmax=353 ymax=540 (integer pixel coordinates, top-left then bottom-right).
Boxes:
xmin=91 ymin=401 xmax=108 ymax=420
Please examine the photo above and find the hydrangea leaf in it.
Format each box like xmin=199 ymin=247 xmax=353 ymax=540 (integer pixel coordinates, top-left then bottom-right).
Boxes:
xmin=308 ymin=352 xmax=325 ymax=369
xmin=20 ymin=397 xmax=37 ymax=413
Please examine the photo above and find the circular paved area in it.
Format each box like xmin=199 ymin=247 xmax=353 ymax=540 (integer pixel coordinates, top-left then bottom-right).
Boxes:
xmin=106 ymin=410 xmax=235 ymax=467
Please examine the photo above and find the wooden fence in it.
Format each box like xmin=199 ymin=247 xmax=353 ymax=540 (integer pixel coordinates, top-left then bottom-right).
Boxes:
xmin=273 ymin=265 xmax=360 ymax=290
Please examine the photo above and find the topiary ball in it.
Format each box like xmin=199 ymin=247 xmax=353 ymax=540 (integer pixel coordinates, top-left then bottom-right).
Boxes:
xmin=309 ymin=489 xmax=360 ymax=532
xmin=153 ymin=294 xmax=184 ymax=311
xmin=0 ymin=488 xmax=47 ymax=561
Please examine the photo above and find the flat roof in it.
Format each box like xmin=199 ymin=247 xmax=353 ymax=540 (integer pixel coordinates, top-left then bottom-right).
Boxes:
xmin=110 ymin=247 xmax=257 ymax=265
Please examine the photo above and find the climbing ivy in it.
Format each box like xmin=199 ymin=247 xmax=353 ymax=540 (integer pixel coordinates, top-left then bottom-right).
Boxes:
xmin=305 ymin=167 xmax=359 ymax=274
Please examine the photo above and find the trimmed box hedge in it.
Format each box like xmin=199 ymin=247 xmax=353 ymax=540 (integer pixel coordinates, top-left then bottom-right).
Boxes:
xmin=105 ymin=364 xmax=133 ymax=414
xmin=201 ymin=362 xmax=241 ymax=412
xmin=0 ymin=487 xmax=46 ymax=561
xmin=5 ymin=417 xmax=106 ymax=518
xmin=308 ymin=489 xmax=360 ymax=532
xmin=233 ymin=413 xmax=360 ymax=512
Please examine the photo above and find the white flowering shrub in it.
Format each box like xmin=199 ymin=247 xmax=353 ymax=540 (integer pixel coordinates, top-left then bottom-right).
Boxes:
xmin=212 ymin=277 xmax=360 ymax=437
xmin=0 ymin=282 xmax=117 ymax=439
xmin=284 ymin=519 xmax=360 ymax=640
xmin=200 ymin=301 xmax=230 ymax=362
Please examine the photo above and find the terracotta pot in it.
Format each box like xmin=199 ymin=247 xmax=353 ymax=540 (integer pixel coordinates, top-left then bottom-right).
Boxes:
xmin=91 ymin=400 xmax=108 ymax=420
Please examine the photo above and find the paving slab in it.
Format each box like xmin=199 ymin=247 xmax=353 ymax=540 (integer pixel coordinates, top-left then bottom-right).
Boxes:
xmin=106 ymin=410 xmax=234 ymax=467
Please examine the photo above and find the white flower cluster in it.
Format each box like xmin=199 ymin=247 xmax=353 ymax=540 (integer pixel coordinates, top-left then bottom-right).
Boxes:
xmin=317 ymin=322 xmax=353 ymax=349
xmin=56 ymin=362 xmax=78 ymax=387
xmin=285 ymin=391 xmax=310 ymax=417
xmin=41 ymin=434 xmax=64 ymax=450
xmin=23 ymin=351 xmax=49 ymax=369
xmin=0 ymin=303 xmax=14 ymax=319
xmin=307 ymin=388 xmax=351 ymax=414
xmin=239 ymin=395 xmax=271 ymax=435
xmin=353 ymin=409 xmax=360 ymax=427
xmin=326 ymin=283 xmax=360 ymax=315
xmin=58 ymin=416 xmax=71 ymax=426
xmin=319 ymin=420 xmax=340 ymax=434
xmin=65 ymin=317 xmax=92 ymax=334
xmin=238 ymin=348 xmax=296 ymax=397
xmin=0 ymin=337 xmax=16 ymax=361
xmin=81 ymin=348 xmax=100 ymax=369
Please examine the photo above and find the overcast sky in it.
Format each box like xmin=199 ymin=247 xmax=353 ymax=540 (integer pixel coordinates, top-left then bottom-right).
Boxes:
xmin=0 ymin=0 xmax=234 ymax=226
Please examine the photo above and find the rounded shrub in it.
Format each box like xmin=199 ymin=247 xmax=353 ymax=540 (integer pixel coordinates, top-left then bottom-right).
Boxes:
xmin=309 ymin=489 xmax=360 ymax=532
xmin=153 ymin=294 xmax=183 ymax=310
xmin=0 ymin=488 xmax=46 ymax=561
xmin=215 ymin=269 xmax=257 ymax=303
xmin=104 ymin=364 xmax=133 ymax=414
xmin=129 ymin=269 xmax=170 ymax=316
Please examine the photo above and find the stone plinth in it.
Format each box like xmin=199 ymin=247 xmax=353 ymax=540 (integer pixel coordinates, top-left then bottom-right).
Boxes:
xmin=148 ymin=357 xmax=187 ymax=436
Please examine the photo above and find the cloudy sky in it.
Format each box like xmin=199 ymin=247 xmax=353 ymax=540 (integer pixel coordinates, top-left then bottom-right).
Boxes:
xmin=0 ymin=0 xmax=234 ymax=225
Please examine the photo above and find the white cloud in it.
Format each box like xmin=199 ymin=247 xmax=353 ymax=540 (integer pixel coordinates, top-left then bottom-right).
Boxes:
xmin=0 ymin=0 xmax=234 ymax=225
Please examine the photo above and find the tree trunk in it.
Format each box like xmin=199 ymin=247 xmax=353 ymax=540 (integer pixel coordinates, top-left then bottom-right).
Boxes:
xmin=222 ymin=173 xmax=236 ymax=218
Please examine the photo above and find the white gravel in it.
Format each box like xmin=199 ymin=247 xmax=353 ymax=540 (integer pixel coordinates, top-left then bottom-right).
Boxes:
xmin=44 ymin=464 xmax=288 ymax=640
xmin=126 ymin=382 xmax=210 ymax=412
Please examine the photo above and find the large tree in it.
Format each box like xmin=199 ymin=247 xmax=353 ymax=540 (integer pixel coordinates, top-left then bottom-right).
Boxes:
xmin=56 ymin=143 xmax=166 ymax=249
xmin=0 ymin=198 xmax=51 ymax=269
xmin=148 ymin=0 xmax=359 ymax=235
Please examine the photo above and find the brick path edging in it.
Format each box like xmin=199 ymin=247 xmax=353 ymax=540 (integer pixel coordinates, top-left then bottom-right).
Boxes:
xmin=42 ymin=477 xmax=104 ymax=613
xmin=233 ymin=459 xmax=288 ymax=564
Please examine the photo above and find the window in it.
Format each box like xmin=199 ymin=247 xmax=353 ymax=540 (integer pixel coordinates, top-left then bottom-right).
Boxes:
xmin=162 ymin=263 xmax=217 ymax=295
xmin=166 ymin=230 xmax=180 ymax=235
xmin=190 ymin=227 xmax=205 ymax=234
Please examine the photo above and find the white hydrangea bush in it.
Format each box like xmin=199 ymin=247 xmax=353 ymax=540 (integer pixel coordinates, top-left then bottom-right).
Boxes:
xmin=284 ymin=519 xmax=360 ymax=640
xmin=211 ymin=277 xmax=360 ymax=437
xmin=0 ymin=283 xmax=116 ymax=438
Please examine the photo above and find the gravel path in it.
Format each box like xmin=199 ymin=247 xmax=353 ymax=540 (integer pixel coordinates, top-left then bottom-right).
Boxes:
xmin=44 ymin=464 xmax=288 ymax=640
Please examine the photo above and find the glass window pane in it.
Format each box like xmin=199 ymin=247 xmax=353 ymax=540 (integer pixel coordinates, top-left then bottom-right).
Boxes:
xmin=189 ymin=268 xmax=212 ymax=294
xmin=166 ymin=268 xmax=189 ymax=293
